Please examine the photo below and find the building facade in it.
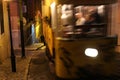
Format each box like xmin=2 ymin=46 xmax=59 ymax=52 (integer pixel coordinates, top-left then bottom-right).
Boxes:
xmin=0 ymin=0 xmax=11 ymax=63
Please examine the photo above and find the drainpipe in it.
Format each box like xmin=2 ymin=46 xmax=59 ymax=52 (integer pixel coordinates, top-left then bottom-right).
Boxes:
xmin=18 ymin=0 xmax=26 ymax=58
xmin=7 ymin=2 xmax=16 ymax=72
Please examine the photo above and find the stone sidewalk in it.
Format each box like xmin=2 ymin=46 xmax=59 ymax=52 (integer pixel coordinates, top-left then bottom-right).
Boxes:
xmin=0 ymin=46 xmax=55 ymax=80
xmin=0 ymin=53 xmax=31 ymax=80
xmin=27 ymin=49 xmax=55 ymax=80
xmin=1 ymin=45 xmax=120 ymax=80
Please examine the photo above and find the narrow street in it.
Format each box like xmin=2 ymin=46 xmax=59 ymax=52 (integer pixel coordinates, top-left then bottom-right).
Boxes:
xmin=0 ymin=44 xmax=120 ymax=80
xmin=27 ymin=48 xmax=55 ymax=80
xmin=0 ymin=44 xmax=56 ymax=80
xmin=1 ymin=0 xmax=120 ymax=80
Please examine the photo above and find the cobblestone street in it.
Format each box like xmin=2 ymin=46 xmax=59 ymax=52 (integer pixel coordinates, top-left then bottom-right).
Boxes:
xmin=27 ymin=49 xmax=55 ymax=80
xmin=0 ymin=45 xmax=55 ymax=80
xmin=0 ymin=44 xmax=120 ymax=80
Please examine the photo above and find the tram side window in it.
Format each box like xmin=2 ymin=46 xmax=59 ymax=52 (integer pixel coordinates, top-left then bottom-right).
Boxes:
xmin=74 ymin=5 xmax=106 ymax=37
xmin=75 ymin=5 xmax=105 ymax=26
xmin=57 ymin=5 xmax=106 ymax=38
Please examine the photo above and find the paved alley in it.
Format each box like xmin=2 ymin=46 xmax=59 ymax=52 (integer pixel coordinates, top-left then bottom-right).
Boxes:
xmin=0 ymin=44 xmax=56 ymax=80
xmin=27 ymin=49 xmax=55 ymax=80
xmin=0 ymin=44 xmax=120 ymax=80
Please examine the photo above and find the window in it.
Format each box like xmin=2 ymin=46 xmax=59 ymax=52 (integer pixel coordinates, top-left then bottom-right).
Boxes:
xmin=0 ymin=1 xmax=4 ymax=34
xmin=57 ymin=4 xmax=106 ymax=38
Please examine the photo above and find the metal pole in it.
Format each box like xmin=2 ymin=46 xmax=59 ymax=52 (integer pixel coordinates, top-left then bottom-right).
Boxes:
xmin=18 ymin=0 xmax=26 ymax=58
xmin=7 ymin=2 xmax=16 ymax=72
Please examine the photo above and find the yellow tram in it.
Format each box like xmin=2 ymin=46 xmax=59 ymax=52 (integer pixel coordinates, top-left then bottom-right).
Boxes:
xmin=42 ymin=0 xmax=119 ymax=79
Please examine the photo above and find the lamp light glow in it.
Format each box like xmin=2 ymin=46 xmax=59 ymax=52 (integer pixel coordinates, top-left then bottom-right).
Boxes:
xmin=50 ymin=2 xmax=56 ymax=8
xmin=85 ymin=48 xmax=98 ymax=57
xmin=4 ymin=0 xmax=12 ymax=2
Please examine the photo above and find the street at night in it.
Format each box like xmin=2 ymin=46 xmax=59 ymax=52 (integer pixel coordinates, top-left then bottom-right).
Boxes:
xmin=0 ymin=0 xmax=120 ymax=80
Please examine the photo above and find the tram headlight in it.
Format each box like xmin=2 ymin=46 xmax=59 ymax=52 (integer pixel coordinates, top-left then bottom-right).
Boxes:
xmin=85 ymin=48 xmax=98 ymax=57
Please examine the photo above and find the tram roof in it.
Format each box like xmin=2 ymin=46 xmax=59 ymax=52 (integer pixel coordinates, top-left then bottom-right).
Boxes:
xmin=57 ymin=0 xmax=118 ymax=5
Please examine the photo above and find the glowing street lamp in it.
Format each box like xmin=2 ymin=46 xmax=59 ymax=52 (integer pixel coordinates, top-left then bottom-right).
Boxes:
xmin=4 ymin=0 xmax=16 ymax=72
